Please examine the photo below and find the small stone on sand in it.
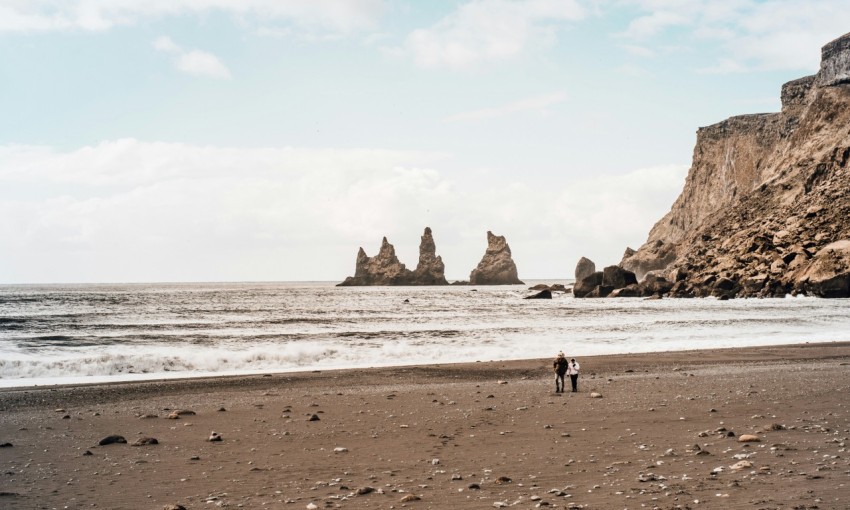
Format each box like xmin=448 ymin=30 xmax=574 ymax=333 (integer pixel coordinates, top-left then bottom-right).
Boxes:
xmin=98 ymin=435 xmax=127 ymax=446
xmin=738 ymin=434 xmax=761 ymax=442
xmin=131 ymin=437 xmax=159 ymax=446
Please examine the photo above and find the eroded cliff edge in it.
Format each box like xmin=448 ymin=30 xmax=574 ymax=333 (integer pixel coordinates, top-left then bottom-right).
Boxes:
xmin=620 ymin=31 xmax=850 ymax=298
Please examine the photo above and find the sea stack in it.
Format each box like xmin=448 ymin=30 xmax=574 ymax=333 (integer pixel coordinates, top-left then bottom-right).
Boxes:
xmin=337 ymin=227 xmax=449 ymax=286
xmin=411 ymin=227 xmax=449 ymax=285
xmin=469 ymin=231 xmax=524 ymax=285
xmin=618 ymin=31 xmax=850 ymax=298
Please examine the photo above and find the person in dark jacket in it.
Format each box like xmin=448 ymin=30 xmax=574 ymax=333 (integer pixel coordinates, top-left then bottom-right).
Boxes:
xmin=553 ymin=352 xmax=568 ymax=393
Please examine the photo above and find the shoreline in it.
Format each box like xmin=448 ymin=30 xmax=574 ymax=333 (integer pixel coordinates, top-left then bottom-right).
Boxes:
xmin=2 ymin=341 xmax=849 ymax=509
xmin=3 ymin=341 xmax=849 ymax=408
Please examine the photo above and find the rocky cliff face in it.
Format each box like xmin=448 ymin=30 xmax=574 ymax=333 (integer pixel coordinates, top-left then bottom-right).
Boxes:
xmin=621 ymin=32 xmax=850 ymax=298
xmin=337 ymin=227 xmax=449 ymax=286
xmin=469 ymin=231 xmax=524 ymax=285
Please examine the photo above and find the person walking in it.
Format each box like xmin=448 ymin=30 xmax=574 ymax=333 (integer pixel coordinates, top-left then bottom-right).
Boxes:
xmin=553 ymin=352 xmax=568 ymax=393
xmin=567 ymin=358 xmax=580 ymax=392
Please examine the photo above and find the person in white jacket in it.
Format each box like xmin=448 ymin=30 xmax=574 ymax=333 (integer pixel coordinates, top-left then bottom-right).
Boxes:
xmin=566 ymin=358 xmax=580 ymax=392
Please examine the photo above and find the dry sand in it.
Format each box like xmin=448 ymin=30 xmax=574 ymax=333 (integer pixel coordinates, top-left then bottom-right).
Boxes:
xmin=1 ymin=342 xmax=849 ymax=510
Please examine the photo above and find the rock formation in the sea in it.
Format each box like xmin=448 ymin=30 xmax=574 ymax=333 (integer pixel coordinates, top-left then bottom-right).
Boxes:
xmin=574 ymin=257 xmax=596 ymax=282
xmin=574 ymin=265 xmax=647 ymax=298
xmin=618 ymin=31 xmax=850 ymax=298
xmin=411 ymin=227 xmax=449 ymax=285
xmin=469 ymin=231 xmax=524 ymax=285
xmin=573 ymin=271 xmax=604 ymax=298
xmin=337 ymin=227 xmax=449 ymax=286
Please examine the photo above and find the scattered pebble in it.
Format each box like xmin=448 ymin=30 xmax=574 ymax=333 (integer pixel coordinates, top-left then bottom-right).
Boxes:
xmin=131 ymin=437 xmax=159 ymax=446
xmin=167 ymin=410 xmax=196 ymax=419
xmin=98 ymin=435 xmax=127 ymax=446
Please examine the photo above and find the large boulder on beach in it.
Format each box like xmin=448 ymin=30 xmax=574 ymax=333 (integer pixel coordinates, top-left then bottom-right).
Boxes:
xmin=609 ymin=284 xmax=642 ymax=297
xmin=620 ymin=240 xmax=678 ymax=281
xmin=575 ymin=257 xmax=596 ymax=282
xmin=575 ymin=266 xmax=640 ymax=298
xmin=469 ymin=231 xmax=524 ymax=285
xmin=603 ymin=265 xmax=638 ymax=289
xmin=640 ymin=274 xmax=674 ymax=295
xmin=573 ymin=271 xmax=603 ymax=298
xmin=794 ymin=239 xmax=850 ymax=297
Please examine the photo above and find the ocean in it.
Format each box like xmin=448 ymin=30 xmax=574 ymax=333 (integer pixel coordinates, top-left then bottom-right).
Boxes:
xmin=1 ymin=281 xmax=848 ymax=388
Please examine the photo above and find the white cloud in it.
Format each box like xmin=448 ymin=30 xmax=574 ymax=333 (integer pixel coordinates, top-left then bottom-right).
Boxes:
xmin=402 ymin=0 xmax=586 ymax=69
xmin=0 ymin=140 xmax=687 ymax=282
xmin=616 ymin=0 xmax=850 ymax=73
xmin=444 ymin=91 xmax=567 ymax=123
xmin=176 ymin=50 xmax=232 ymax=79
xmin=620 ymin=10 xmax=687 ymax=39
xmin=0 ymin=0 xmax=384 ymax=34
xmin=152 ymin=35 xmax=180 ymax=53
xmin=153 ymin=36 xmax=231 ymax=79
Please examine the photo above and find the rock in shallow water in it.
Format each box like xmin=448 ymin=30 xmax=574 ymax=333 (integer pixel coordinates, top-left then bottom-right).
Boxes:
xmin=469 ymin=231 xmax=523 ymax=285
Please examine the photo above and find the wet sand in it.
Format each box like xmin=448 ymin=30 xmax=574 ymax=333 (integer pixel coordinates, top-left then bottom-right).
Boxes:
xmin=1 ymin=342 xmax=849 ymax=509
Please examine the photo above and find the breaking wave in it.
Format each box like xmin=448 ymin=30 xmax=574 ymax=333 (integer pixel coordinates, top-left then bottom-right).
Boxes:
xmin=1 ymin=282 xmax=848 ymax=387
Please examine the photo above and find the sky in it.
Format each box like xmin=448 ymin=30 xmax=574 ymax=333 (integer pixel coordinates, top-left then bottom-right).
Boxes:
xmin=1 ymin=0 xmax=848 ymax=283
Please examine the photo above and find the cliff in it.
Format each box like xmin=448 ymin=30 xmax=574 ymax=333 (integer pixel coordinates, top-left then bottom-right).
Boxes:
xmin=469 ymin=231 xmax=524 ymax=285
xmin=620 ymin=31 xmax=850 ymax=298
xmin=337 ymin=227 xmax=448 ymax=286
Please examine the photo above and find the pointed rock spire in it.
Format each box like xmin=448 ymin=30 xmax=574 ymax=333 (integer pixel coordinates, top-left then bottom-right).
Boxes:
xmin=338 ymin=227 xmax=448 ymax=286
xmin=469 ymin=231 xmax=523 ymax=285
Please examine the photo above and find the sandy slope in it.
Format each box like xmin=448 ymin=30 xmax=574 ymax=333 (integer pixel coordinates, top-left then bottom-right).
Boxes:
xmin=1 ymin=342 xmax=849 ymax=510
